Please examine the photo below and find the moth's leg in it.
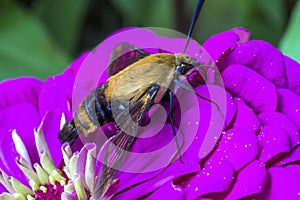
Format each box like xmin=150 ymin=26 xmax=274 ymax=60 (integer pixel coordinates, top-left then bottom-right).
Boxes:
xmin=168 ymin=90 xmax=183 ymax=163
xmin=174 ymin=79 xmax=222 ymax=114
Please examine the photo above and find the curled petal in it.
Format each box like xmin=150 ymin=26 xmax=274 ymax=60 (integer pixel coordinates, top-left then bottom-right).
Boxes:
xmin=63 ymin=51 xmax=91 ymax=78
xmin=0 ymin=130 xmax=28 ymax=186
xmin=75 ymin=143 xmax=96 ymax=191
xmin=0 ymin=77 xmax=42 ymax=111
xmin=277 ymin=89 xmax=300 ymax=130
xmin=258 ymin=112 xmax=300 ymax=148
xmin=203 ymin=30 xmax=241 ymax=62
xmin=276 ymin=145 xmax=300 ymax=166
xmin=195 ymin=85 xmax=235 ymax=130
xmin=114 ymin=161 xmax=199 ymax=198
xmin=147 ymin=181 xmax=183 ymax=200
xmin=258 ymin=125 xmax=291 ymax=165
xmin=284 ymin=56 xmax=300 ymax=97
xmin=193 ymin=86 xmax=236 ymax=161
xmin=285 ymin=164 xmax=300 ymax=177
xmin=181 ymin=105 xmax=224 ymax=162
xmin=39 ymin=111 xmax=64 ymax=167
xmin=217 ymin=40 xmax=288 ymax=88
xmin=38 ymin=74 xmax=74 ymax=121
xmin=231 ymin=28 xmax=251 ymax=43
xmin=256 ymin=167 xmax=300 ymax=200
xmin=231 ymin=98 xmax=261 ymax=133
xmin=222 ymin=64 xmax=277 ymax=113
xmin=225 ymin=160 xmax=267 ymax=199
xmin=209 ymin=128 xmax=259 ymax=171
xmin=85 ymin=144 xmax=96 ymax=193
xmin=131 ymin=124 xmax=175 ymax=154
xmin=185 ymin=160 xmax=234 ymax=199
xmin=0 ymin=103 xmax=40 ymax=164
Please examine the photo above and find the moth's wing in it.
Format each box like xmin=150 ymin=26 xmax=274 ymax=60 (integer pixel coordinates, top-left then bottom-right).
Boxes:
xmin=93 ymin=85 xmax=159 ymax=199
xmin=108 ymin=43 xmax=152 ymax=76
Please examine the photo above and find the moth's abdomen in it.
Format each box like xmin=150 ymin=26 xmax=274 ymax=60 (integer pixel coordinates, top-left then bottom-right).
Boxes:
xmin=74 ymin=90 xmax=99 ymax=136
xmin=74 ymin=83 xmax=113 ymax=136
xmin=59 ymin=83 xmax=113 ymax=144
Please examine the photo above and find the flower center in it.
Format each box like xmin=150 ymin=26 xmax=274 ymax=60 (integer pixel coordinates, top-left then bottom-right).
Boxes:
xmin=34 ymin=182 xmax=64 ymax=200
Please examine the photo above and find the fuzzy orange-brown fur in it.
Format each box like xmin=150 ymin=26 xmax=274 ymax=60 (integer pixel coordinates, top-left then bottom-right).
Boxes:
xmin=105 ymin=53 xmax=177 ymax=103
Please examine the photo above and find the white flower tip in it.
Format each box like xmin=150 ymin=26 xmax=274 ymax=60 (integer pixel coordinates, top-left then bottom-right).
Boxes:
xmin=60 ymin=113 xmax=67 ymax=131
xmin=37 ymin=112 xmax=49 ymax=131
xmin=11 ymin=130 xmax=32 ymax=166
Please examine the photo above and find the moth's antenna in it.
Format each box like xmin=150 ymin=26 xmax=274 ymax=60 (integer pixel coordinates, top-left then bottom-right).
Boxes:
xmin=183 ymin=0 xmax=205 ymax=53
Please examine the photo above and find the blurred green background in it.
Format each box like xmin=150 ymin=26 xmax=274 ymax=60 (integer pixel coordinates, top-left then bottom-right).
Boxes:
xmin=0 ymin=0 xmax=299 ymax=81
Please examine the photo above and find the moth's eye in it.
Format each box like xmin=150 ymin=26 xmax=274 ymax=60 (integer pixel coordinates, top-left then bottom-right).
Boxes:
xmin=175 ymin=63 xmax=194 ymax=75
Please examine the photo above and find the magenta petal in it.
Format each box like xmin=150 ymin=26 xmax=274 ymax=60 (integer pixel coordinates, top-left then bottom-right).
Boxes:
xmin=0 ymin=77 xmax=42 ymax=111
xmin=222 ymin=64 xmax=277 ymax=113
xmin=285 ymin=164 xmax=300 ymax=177
xmin=277 ymin=89 xmax=300 ymax=130
xmin=231 ymin=28 xmax=251 ymax=43
xmin=131 ymin=124 xmax=174 ymax=153
xmin=63 ymin=51 xmax=90 ymax=78
xmin=181 ymin=106 xmax=224 ymax=162
xmin=276 ymin=145 xmax=300 ymax=166
xmin=258 ymin=112 xmax=300 ymax=148
xmin=185 ymin=160 xmax=234 ymax=199
xmin=111 ymin=126 xmax=185 ymax=176
xmin=225 ymin=160 xmax=267 ymax=199
xmin=0 ymin=103 xmax=40 ymax=163
xmin=0 ymin=129 xmax=28 ymax=186
xmin=113 ymin=161 xmax=199 ymax=199
xmin=39 ymin=74 xmax=74 ymax=121
xmin=231 ymin=98 xmax=261 ymax=133
xmin=203 ymin=30 xmax=240 ymax=62
xmin=113 ymin=176 xmax=174 ymax=199
xmin=257 ymin=125 xmax=291 ymax=165
xmin=217 ymin=40 xmax=288 ymax=88
xmin=0 ymin=184 xmax=6 ymax=193
xmin=210 ymin=128 xmax=259 ymax=171
xmin=40 ymin=110 xmax=64 ymax=166
xmin=72 ymin=50 xmax=109 ymax=109
xmin=147 ymin=181 xmax=183 ymax=200
xmin=194 ymin=85 xmax=236 ymax=129
xmin=164 ymin=84 xmax=233 ymax=162
xmin=180 ymin=106 xmax=214 ymax=162
xmin=263 ymin=167 xmax=300 ymax=200
xmin=284 ymin=56 xmax=300 ymax=97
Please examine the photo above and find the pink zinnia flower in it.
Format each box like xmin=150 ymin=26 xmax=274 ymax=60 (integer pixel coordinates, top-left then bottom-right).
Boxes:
xmin=0 ymin=27 xmax=299 ymax=200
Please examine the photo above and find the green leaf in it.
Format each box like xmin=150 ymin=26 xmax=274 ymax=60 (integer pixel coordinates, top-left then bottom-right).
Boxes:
xmin=279 ymin=0 xmax=300 ymax=63
xmin=0 ymin=1 xmax=71 ymax=81
xmin=111 ymin=0 xmax=175 ymax=28
xmin=186 ymin=0 xmax=285 ymax=46
xmin=35 ymin=0 xmax=89 ymax=53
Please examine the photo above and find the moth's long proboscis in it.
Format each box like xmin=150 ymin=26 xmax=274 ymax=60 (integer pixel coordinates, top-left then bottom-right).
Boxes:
xmin=183 ymin=0 xmax=206 ymax=53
